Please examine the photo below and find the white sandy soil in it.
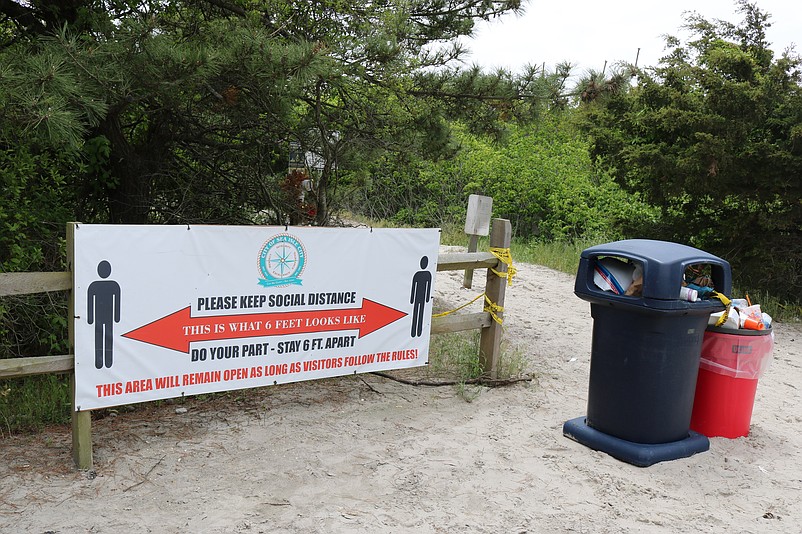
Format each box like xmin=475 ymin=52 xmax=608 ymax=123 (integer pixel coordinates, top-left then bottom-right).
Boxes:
xmin=1 ymin=250 xmax=801 ymax=533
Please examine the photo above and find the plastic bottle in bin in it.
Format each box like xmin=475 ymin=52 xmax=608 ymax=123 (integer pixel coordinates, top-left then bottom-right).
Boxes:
xmin=679 ymin=286 xmax=698 ymax=302
xmin=739 ymin=307 xmax=766 ymax=330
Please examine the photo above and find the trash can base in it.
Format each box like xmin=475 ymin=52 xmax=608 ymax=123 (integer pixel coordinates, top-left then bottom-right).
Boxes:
xmin=563 ymin=416 xmax=709 ymax=467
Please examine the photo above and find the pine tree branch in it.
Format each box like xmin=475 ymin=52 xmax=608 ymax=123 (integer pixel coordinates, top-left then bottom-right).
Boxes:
xmin=199 ymin=0 xmax=247 ymax=17
xmin=0 ymin=0 xmax=47 ymax=37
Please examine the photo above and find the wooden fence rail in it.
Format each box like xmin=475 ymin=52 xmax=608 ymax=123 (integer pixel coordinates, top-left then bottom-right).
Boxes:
xmin=0 ymin=218 xmax=511 ymax=468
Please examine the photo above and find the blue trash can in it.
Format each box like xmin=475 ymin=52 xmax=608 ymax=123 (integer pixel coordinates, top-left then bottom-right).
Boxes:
xmin=564 ymin=239 xmax=731 ymax=466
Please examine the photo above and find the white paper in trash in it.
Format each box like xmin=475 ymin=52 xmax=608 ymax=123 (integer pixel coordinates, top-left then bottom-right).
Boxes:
xmin=593 ymin=257 xmax=636 ymax=295
xmin=708 ymin=310 xmax=740 ymax=330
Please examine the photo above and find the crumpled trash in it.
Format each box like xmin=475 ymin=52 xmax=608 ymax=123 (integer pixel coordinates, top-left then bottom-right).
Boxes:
xmin=708 ymin=299 xmax=772 ymax=330
xmin=593 ymin=257 xmax=638 ymax=295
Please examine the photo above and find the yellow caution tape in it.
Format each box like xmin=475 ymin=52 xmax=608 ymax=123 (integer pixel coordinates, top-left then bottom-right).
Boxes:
xmin=712 ymin=291 xmax=732 ymax=306
xmin=432 ymin=292 xmax=485 ymax=318
xmin=711 ymin=291 xmax=733 ymax=327
xmin=489 ymin=247 xmax=517 ymax=286
xmin=432 ymin=246 xmax=514 ymax=325
xmin=431 ymin=292 xmax=505 ymax=326
xmin=483 ymin=294 xmax=504 ymax=325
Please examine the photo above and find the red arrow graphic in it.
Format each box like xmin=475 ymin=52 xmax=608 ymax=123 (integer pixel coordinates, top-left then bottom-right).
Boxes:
xmin=122 ymin=299 xmax=408 ymax=353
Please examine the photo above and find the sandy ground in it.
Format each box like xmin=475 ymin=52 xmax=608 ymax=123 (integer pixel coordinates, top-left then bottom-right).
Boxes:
xmin=2 ymin=251 xmax=801 ymax=534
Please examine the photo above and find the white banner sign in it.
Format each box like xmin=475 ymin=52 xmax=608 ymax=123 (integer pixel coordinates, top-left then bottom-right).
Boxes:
xmin=73 ymin=225 xmax=440 ymax=410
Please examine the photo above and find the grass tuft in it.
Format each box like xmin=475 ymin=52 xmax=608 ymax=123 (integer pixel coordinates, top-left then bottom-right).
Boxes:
xmin=0 ymin=374 xmax=71 ymax=437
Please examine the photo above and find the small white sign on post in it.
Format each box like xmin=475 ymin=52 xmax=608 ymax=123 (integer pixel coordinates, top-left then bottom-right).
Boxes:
xmin=464 ymin=194 xmax=493 ymax=237
xmin=463 ymin=195 xmax=493 ymax=288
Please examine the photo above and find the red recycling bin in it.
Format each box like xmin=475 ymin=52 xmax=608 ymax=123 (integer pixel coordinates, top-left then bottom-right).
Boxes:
xmin=690 ymin=326 xmax=774 ymax=438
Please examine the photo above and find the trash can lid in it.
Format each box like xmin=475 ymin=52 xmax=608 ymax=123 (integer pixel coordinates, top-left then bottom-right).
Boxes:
xmin=575 ymin=239 xmax=731 ymax=310
xmin=579 ymin=239 xmax=726 ymax=267
xmin=706 ymin=325 xmax=773 ymax=337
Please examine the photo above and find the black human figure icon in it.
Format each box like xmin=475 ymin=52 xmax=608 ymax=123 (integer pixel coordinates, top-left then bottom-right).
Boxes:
xmin=410 ymin=256 xmax=432 ymax=337
xmin=87 ymin=260 xmax=121 ymax=369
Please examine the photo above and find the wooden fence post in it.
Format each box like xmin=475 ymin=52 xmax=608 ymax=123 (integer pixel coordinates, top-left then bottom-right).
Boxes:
xmin=68 ymin=222 xmax=93 ymax=469
xmin=71 ymin=376 xmax=92 ymax=469
xmin=479 ymin=218 xmax=511 ymax=379
xmin=462 ymin=234 xmax=480 ymax=288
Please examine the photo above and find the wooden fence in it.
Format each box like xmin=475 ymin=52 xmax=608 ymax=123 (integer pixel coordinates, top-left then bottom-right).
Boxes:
xmin=0 ymin=219 xmax=511 ymax=469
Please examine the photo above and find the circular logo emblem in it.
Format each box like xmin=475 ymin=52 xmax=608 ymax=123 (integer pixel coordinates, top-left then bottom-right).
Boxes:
xmin=257 ymin=233 xmax=306 ymax=287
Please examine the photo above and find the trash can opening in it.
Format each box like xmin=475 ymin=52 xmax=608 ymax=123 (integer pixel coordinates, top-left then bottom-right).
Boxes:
xmin=682 ymin=263 xmax=719 ymax=301
xmin=593 ymin=256 xmax=643 ymax=297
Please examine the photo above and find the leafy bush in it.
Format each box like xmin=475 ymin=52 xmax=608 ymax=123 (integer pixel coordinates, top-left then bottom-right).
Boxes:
xmin=348 ymin=114 xmax=657 ymax=242
xmin=466 ymin=118 xmax=658 ymax=240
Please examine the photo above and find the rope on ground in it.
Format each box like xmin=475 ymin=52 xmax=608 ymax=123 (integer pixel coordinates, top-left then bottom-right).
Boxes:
xmin=371 ymin=371 xmax=535 ymax=388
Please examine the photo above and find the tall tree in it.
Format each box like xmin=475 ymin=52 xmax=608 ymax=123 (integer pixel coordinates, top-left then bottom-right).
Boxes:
xmin=576 ymin=1 xmax=802 ymax=302
xmin=1 ymin=0 xmax=523 ymax=227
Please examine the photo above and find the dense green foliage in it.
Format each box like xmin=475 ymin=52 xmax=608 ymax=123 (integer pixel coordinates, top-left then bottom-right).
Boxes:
xmin=1 ymin=0 xmax=527 ymax=357
xmin=0 ymin=146 xmax=73 ymax=359
xmin=350 ymin=117 xmax=656 ymax=240
xmin=1 ymin=1 xmax=800 ymax=434
xmin=1 ymin=0 xmax=524 ymax=227
xmin=575 ymin=1 xmax=802 ymax=302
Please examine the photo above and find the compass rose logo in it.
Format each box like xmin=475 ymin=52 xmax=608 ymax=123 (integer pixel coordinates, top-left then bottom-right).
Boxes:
xmin=257 ymin=233 xmax=306 ymax=287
